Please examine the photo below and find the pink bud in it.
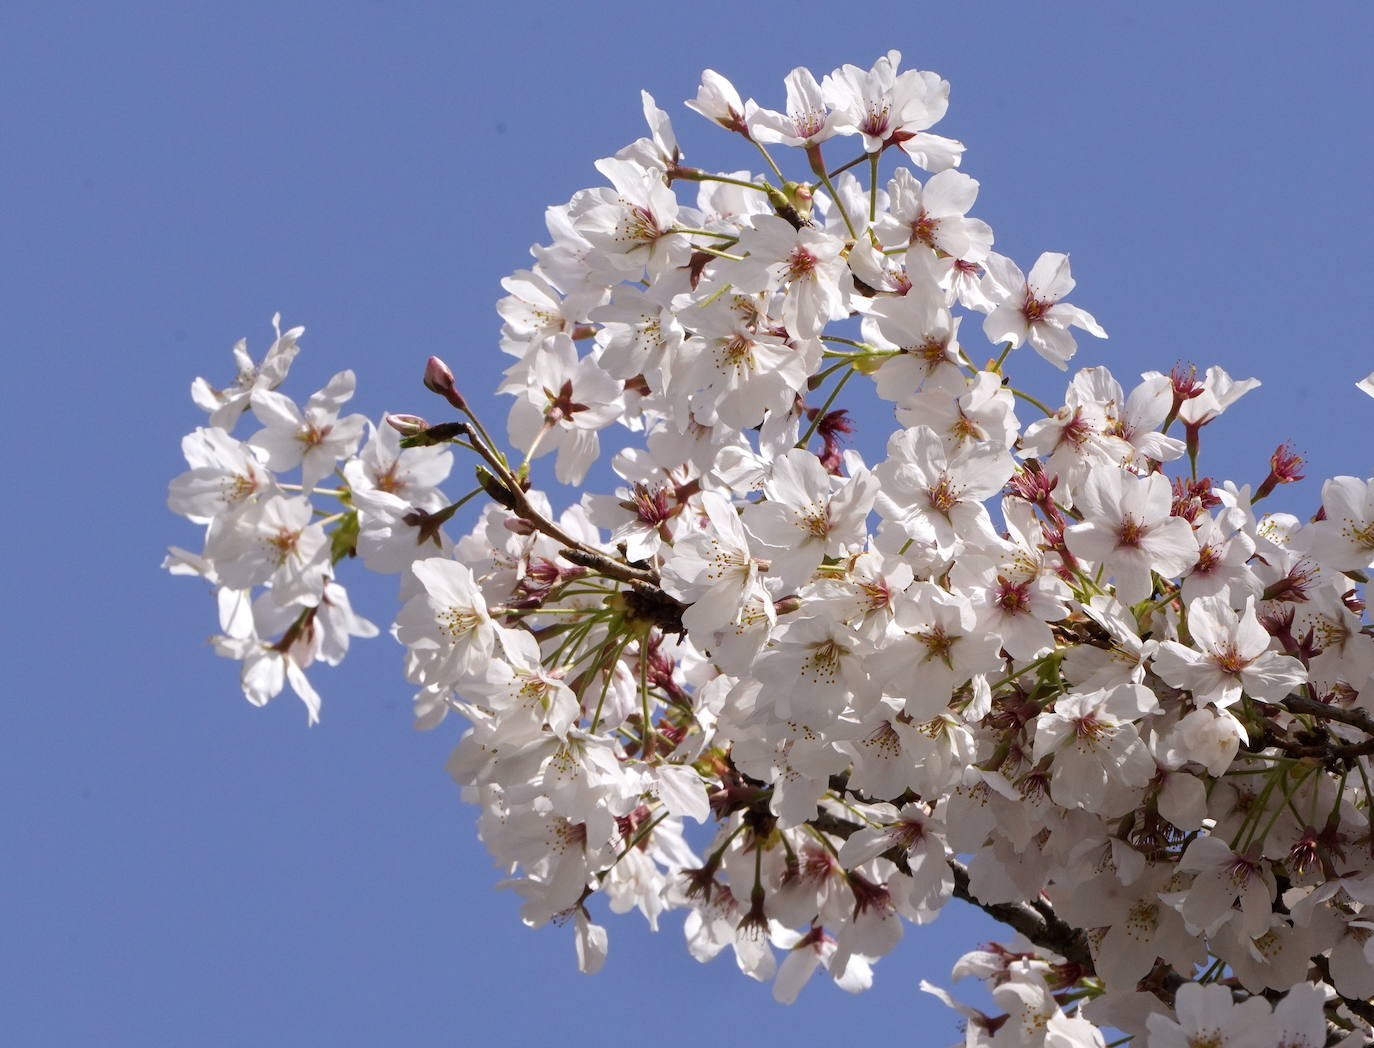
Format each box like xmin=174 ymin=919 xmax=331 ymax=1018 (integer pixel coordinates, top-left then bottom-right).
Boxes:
xmin=423 ymin=356 xmax=467 ymax=410
xmin=385 ymin=412 xmax=429 ymax=436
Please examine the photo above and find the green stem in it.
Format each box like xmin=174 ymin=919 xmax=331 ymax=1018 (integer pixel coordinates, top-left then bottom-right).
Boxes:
xmin=456 ymin=484 xmax=488 ymax=508
xmin=1134 ymin=587 xmax=1181 ymax=623
xmin=670 ymin=226 xmax=740 ymax=242
xmin=1355 ymin=757 xmax=1374 ymax=857
xmin=868 ymin=152 xmax=880 ymax=227
xmin=457 ymin=404 xmax=500 ymax=460
xmin=1195 ymin=956 xmax=1226 ymax=984
xmin=1255 ymin=763 xmax=1317 ymax=848
xmin=279 ymin=483 xmax=348 ymax=497
xmin=808 ymin=359 xmax=853 ymax=385
xmin=751 ymin=139 xmax=786 ymax=182
xmin=601 ymin=811 xmax=670 ymax=876
xmin=797 ymin=366 xmax=855 ymax=448
xmin=546 ymin=585 xmax=616 ymax=601
xmin=697 ymin=281 xmax=734 ymax=308
xmin=820 ymin=335 xmax=873 ymax=351
xmin=589 ymin=629 xmax=636 ymax=733
xmin=550 ymin=610 xmax=602 ymax=668
xmin=693 ymin=171 xmax=773 ymax=194
xmin=692 ymin=244 xmax=745 ymax=262
xmin=1232 ymin=767 xmax=1283 ymax=851
xmin=808 ymin=145 xmax=857 ymax=240
xmin=827 ymin=152 xmax=870 ymax=179
xmin=1010 ymin=387 xmax=1055 ymax=417
xmin=639 ymin=640 xmax=655 ymax=760
xmin=817 ymin=169 xmax=857 ymax=239
xmin=520 ymin=419 xmax=556 ymax=469
xmin=505 ymin=606 xmax=592 ymax=616
xmin=804 ymin=822 xmax=842 ymax=858
xmin=986 ymin=652 xmax=1061 ymax=693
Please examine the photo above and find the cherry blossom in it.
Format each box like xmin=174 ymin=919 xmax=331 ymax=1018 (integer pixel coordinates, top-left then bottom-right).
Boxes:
xmin=166 ymin=57 xmax=1374 ymax=1046
xmin=747 ymin=67 xmax=839 ymax=149
xmin=1064 ymin=468 xmax=1199 ymax=605
xmin=1152 ymin=595 xmax=1308 ymax=706
xmin=982 ymin=252 xmax=1107 ymax=369
xmin=1298 ymin=476 xmax=1374 ymax=572
xmin=167 ymin=427 xmax=274 ymax=523
xmin=878 ymin=167 xmax=991 ymax=261
xmin=248 ymin=369 xmax=367 ymax=491
xmin=190 ymin=313 xmax=302 ymax=429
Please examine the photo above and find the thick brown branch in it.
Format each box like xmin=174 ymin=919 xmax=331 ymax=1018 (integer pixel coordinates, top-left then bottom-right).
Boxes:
xmin=558 ymin=548 xmax=660 ymax=588
xmin=1272 ymin=693 xmax=1374 ymax=759
xmin=810 ymin=809 xmax=1095 ymax=975
xmin=803 ymin=784 xmax=1374 ymax=1037
xmin=1266 ymin=735 xmax=1374 ymax=760
xmin=1281 ymin=693 xmax=1374 ymax=736
xmin=946 ymin=858 xmax=1095 ymax=975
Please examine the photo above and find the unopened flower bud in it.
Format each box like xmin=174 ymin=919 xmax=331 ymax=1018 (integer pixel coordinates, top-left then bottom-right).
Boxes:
xmin=423 ymin=355 xmax=467 ymax=410
xmin=783 ymin=180 xmax=814 ymax=221
xmin=385 ymin=412 xmax=429 ymax=436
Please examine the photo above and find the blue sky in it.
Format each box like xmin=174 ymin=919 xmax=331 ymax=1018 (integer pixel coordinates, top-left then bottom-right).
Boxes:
xmin=5 ymin=2 xmax=1373 ymax=1044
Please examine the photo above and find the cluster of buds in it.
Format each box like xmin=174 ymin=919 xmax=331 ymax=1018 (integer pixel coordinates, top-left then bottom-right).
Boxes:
xmin=169 ymin=55 xmax=1374 ymax=1047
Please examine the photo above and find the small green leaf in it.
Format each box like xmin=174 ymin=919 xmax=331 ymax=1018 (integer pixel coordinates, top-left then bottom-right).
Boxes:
xmin=329 ymin=510 xmax=360 ymax=564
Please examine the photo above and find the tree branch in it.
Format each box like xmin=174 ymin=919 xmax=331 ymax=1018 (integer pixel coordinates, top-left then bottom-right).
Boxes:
xmin=1272 ymin=693 xmax=1374 ymax=759
xmin=946 ymin=858 xmax=1095 ymax=975
xmin=810 ymin=809 xmax=1095 ymax=975
xmin=448 ymin=421 xmax=670 ymax=592
xmin=1281 ymin=693 xmax=1374 ymax=736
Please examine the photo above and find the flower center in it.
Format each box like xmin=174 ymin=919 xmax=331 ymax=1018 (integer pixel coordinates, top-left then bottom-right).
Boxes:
xmin=264 ymin=528 xmax=301 ymax=566
xmin=801 ymin=639 xmax=845 ymax=685
xmin=858 ymin=579 xmax=892 ymax=612
xmin=1194 ymin=544 xmax=1219 ymax=575
xmin=1213 ymin=644 xmax=1251 ymax=676
xmin=910 ymin=209 xmax=939 ymax=247
xmin=792 ymin=107 xmax=827 ymax=139
xmin=994 ymin=576 xmax=1031 ymax=614
xmin=916 ymin=626 xmax=957 ymax=667
xmin=297 ymin=421 xmax=333 ymax=449
xmin=926 ymin=475 xmax=960 ymax=514
xmin=912 ymin=335 xmax=948 ymax=366
xmin=862 ymin=720 xmax=901 ymax=759
xmin=544 ymin=379 xmax=590 ymax=424
xmin=627 ymin=483 xmax=674 ymax=526
xmin=1074 ymin=713 xmax=1110 ymax=743
xmin=798 ymin=502 xmax=830 ymax=538
xmin=1117 ymin=515 xmax=1147 ymax=548
xmin=786 ymin=244 xmax=819 ymax=280
xmin=1021 ymin=289 xmax=1051 ymax=323
xmin=860 ymin=101 xmax=892 ymax=138
xmin=437 ymin=605 xmax=481 ymax=640
xmin=1344 ymin=518 xmax=1374 ymax=551
xmin=717 ymin=334 xmax=756 ymax=374
xmin=223 ymin=471 xmax=259 ymax=504
xmin=616 ymin=203 xmax=665 ymax=246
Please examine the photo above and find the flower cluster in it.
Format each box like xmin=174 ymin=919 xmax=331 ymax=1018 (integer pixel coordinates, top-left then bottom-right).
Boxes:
xmin=168 ymin=54 xmax=1374 ymax=1047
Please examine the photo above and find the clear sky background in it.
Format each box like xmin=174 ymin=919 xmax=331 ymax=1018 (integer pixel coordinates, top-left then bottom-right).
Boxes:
xmin=5 ymin=2 xmax=1373 ymax=1045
